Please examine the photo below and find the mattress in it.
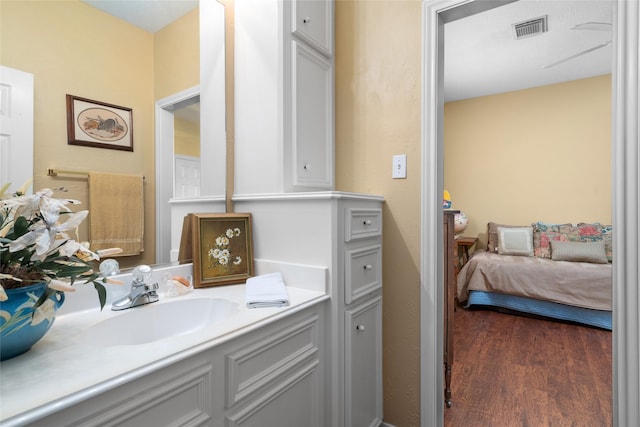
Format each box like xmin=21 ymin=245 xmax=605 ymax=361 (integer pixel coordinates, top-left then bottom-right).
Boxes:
xmin=457 ymin=251 xmax=612 ymax=311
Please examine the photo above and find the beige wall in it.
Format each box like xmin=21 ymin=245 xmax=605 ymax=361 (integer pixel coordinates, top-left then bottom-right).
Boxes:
xmin=0 ymin=0 xmax=199 ymax=269
xmin=154 ymin=7 xmax=199 ymax=100
xmin=335 ymin=3 xmax=611 ymax=426
xmin=336 ymin=1 xmax=423 ymax=425
xmin=444 ymin=75 xmax=612 ymax=250
xmin=174 ymin=117 xmax=201 ymax=157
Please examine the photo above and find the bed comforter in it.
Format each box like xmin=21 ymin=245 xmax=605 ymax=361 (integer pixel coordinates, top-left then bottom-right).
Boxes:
xmin=456 ymin=251 xmax=612 ymax=311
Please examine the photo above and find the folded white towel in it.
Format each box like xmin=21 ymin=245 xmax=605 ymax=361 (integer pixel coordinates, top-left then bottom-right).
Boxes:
xmin=245 ymin=272 xmax=290 ymax=308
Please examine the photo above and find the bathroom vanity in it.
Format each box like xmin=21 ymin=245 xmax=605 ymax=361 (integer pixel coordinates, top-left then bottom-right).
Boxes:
xmin=0 ymin=261 xmax=328 ymax=427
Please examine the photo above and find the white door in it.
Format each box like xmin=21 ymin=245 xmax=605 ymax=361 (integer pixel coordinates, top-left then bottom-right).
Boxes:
xmin=0 ymin=66 xmax=34 ymax=192
xmin=174 ymin=155 xmax=201 ymax=198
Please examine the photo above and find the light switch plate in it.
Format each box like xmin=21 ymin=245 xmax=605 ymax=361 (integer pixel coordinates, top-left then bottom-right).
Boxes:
xmin=392 ymin=154 xmax=407 ymax=179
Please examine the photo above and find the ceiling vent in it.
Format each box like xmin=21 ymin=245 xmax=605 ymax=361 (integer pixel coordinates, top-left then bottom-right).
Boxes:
xmin=513 ymin=15 xmax=548 ymax=40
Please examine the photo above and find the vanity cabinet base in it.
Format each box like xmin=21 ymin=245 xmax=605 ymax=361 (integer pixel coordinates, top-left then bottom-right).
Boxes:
xmin=25 ymin=306 xmax=325 ymax=427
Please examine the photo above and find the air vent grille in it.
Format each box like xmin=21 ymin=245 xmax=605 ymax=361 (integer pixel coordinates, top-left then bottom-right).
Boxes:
xmin=513 ymin=15 xmax=548 ymax=40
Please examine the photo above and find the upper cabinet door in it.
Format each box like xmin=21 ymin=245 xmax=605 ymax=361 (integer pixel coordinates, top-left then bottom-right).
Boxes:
xmin=290 ymin=0 xmax=333 ymax=57
xmin=290 ymin=41 xmax=334 ymax=190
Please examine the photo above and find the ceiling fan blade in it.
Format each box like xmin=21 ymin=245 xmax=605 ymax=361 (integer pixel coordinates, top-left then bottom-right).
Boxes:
xmin=543 ymin=40 xmax=612 ymax=69
xmin=572 ymin=22 xmax=612 ymax=32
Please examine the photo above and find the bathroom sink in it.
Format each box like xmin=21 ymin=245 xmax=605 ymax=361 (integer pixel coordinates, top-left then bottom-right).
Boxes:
xmin=78 ymin=298 xmax=239 ymax=346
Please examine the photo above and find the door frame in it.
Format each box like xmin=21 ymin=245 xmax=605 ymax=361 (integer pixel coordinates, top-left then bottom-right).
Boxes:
xmin=419 ymin=1 xmax=640 ymax=425
xmin=155 ymin=86 xmax=200 ymax=264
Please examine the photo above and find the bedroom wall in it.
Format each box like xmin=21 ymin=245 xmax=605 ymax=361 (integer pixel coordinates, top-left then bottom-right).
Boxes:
xmin=444 ymin=75 xmax=612 ymax=250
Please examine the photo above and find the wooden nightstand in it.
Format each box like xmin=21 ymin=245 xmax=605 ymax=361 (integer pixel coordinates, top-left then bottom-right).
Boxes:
xmin=455 ymin=236 xmax=478 ymax=272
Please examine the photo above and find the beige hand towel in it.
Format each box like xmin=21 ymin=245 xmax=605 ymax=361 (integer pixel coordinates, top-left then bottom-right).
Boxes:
xmin=89 ymin=172 xmax=144 ymax=256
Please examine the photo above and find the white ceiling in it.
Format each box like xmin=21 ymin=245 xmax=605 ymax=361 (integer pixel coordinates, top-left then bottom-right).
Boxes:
xmin=444 ymin=0 xmax=613 ymax=101
xmin=82 ymin=0 xmax=198 ymax=33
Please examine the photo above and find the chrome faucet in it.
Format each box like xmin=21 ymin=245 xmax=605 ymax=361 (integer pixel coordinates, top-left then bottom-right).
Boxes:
xmin=111 ymin=265 xmax=159 ymax=311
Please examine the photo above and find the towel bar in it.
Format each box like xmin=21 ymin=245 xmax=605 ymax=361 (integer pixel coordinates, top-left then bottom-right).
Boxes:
xmin=47 ymin=169 xmax=145 ymax=180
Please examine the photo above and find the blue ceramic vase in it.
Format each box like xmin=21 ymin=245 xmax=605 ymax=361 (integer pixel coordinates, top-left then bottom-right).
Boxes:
xmin=0 ymin=283 xmax=65 ymax=361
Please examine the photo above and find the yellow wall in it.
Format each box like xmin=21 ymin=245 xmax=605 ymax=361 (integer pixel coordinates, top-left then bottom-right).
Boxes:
xmin=154 ymin=7 xmax=199 ymax=100
xmin=336 ymin=1 xmax=423 ymax=425
xmin=174 ymin=117 xmax=201 ymax=157
xmin=444 ymin=75 xmax=612 ymax=250
xmin=0 ymin=0 xmax=199 ymax=269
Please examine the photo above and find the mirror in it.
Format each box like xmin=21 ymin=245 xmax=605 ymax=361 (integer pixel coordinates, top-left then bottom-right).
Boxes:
xmin=155 ymin=0 xmax=228 ymax=264
xmin=0 ymin=0 xmax=227 ymax=269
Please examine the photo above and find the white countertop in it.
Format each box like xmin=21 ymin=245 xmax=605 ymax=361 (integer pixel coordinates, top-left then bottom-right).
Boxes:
xmin=0 ymin=260 xmax=328 ymax=426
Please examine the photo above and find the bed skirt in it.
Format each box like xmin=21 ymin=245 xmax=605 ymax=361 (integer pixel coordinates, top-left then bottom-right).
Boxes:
xmin=465 ymin=290 xmax=612 ymax=330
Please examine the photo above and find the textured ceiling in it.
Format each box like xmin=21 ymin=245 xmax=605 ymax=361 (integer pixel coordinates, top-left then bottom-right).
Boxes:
xmin=82 ymin=0 xmax=198 ymax=33
xmin=444 ymin=0 xmax=613 ymax=101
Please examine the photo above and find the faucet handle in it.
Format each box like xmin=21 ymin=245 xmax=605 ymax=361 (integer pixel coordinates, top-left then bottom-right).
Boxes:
xmin=132 ymin=265 xmax=153 ymax=285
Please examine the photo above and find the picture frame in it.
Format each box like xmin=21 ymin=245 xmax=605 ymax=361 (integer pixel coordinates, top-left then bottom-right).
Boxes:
xmin=181 ymin=213 xmax=254 ymax=288
xmin=66 ymin=94 xmax=133 ymax=151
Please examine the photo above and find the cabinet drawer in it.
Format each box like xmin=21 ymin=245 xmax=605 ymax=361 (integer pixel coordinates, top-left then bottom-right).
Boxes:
xmin=345 ymin=245 xmax=382 ymax=304
xmin=345 ymin=208 xmax=382 ymax=242
xmin=226 ymin=314 xmax=319 ymax=407
xmin=290 ymin=0 xmax=333 ymax=57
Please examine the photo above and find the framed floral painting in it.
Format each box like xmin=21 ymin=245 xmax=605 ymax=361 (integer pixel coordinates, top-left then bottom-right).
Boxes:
xmin=185 ymin=213 xmax=254 ymax=288
xmin=66 ymin=94 xmax=133 ymax=151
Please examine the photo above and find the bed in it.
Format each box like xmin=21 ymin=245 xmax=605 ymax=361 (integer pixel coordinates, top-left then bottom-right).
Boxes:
xmin=456 ymin=222 xmax=613 ymax=330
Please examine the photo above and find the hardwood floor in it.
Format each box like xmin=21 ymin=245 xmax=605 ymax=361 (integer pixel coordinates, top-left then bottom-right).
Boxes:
xmin=444 ymin=307 xmax=612 ymax=427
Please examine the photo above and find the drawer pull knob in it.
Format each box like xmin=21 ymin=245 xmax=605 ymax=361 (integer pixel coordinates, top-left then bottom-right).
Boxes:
xmin=363 ymin=264 xmax=373 ymax=271
xmin=303 ymin=17 xmax=311 ymax=24
xmin=363 ymin=220 xmax=372 ymax=225
xmin=356 ymin=325 xmax=366 ymax=331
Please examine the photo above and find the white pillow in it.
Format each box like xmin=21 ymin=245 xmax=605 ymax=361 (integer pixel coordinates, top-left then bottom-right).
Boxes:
xmin=497 ymin=226 xmax=533 ymax=256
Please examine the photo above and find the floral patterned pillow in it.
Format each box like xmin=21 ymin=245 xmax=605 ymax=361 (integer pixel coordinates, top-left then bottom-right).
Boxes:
xmin=560 ymin=223 xmax=603 ymax=242
xmin=532 ymin=222 xmax=603 ymax=259
xmin=532 ymin=222 xmax=570 ymax=259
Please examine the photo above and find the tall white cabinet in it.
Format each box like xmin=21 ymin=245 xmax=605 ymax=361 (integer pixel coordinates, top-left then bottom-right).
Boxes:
xmin=235 ymin=0 xmax=334 ymax=195
xmin=340 ymin=206 xmax=383 ymax=427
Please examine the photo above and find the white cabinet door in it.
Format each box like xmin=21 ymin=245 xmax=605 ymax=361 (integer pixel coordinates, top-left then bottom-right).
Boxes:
xmin=345 ymin=296 xmax=383 ymax=427
xmin=174 ymin=155 xmax=201 ymax=198
xmin=290 ymin=0 xmax=333 ymax=57
xmin=290 ymin=40 xmax=333 ymax=190
xmin=0 ymin=66 xmax=33 ymax=191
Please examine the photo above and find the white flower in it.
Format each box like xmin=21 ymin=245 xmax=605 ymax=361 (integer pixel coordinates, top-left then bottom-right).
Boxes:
xmin=96 ymin=247 xmax=123 ymax=258
xmin=226 ymin=228 xmax=235 ymax=238
xmin=233 ymin=256 xmax=242 ymax=265
xmin=234 ymin=228 xmax=241 ymax=236
xmin=9 ymin=210 xmax=89 ymax=260
xmin=215 ymin=236 xmax=229 ymax=247
xmin=47 ymin=279 xmax=76 ymax=293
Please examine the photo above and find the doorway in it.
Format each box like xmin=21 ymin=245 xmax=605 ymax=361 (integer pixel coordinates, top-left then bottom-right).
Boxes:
xmin=420 ymin=1 xmax=640 ymax=426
